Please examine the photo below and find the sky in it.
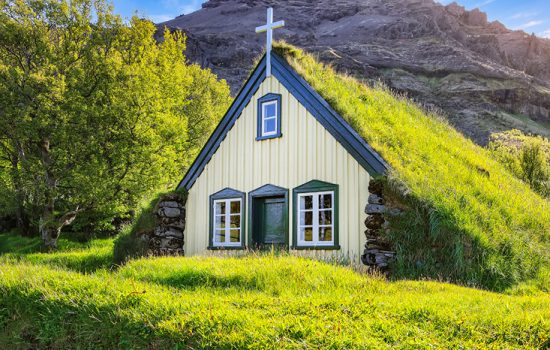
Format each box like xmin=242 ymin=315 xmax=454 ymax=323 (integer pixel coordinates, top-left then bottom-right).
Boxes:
xmin=111 ymin=0 xmax=550 ymax=38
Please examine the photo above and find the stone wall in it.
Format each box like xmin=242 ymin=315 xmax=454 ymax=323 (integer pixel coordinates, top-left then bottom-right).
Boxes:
xmin=141 ymin=193 xmax=186 ymax=256
xmin=361 ymin=179 xmax=397 ymax=271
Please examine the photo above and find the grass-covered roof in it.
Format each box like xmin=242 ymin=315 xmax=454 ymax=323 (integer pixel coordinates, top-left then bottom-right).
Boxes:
xmin=273 ymin=42 xmax=549 ymax=291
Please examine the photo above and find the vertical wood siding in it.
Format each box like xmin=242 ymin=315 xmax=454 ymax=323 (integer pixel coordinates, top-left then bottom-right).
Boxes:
xmin=185 ymin=76 xmax=370 ymax=261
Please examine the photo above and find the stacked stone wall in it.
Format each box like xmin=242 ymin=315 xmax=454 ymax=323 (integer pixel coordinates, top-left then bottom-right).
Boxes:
xmin=141 ymin=193 xmax=186 ymax=256
xmin=361 ymin=179 xmax=397 ymax=270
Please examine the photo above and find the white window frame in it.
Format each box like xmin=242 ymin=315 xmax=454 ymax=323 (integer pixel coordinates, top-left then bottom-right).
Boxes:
xmin=212 ymin=198 xmax=242 ymax=247
xmin=261 ymin=100 xmax=278 ymax=137
xmin=296 ymin=191 xmax=334 ymax=247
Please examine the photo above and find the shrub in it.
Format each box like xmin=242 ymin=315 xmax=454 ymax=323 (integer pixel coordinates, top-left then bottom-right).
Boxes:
xmin=489 ymin=129 xmax=550 ymax=197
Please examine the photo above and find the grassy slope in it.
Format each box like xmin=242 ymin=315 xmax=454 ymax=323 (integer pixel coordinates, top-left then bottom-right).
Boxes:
xmin=1 ymin=243 xmax=549 ymax=349
xmin=273 ymin=43 xmax=549 ymax=291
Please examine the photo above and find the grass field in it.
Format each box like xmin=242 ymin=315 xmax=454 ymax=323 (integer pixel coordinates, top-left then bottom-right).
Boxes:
xmin=1 ymin=232 xmax=549 ymax=349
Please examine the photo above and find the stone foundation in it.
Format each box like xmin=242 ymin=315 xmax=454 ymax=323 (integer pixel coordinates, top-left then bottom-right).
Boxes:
xmin=140 ymin=193 xmax=186 ymax=256
xmin=361 ymin=179 xmax=397 ymax=271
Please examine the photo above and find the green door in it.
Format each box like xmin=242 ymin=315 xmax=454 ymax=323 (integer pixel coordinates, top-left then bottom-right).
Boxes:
xmin=261 ymin=197 xmax=286 ymax=246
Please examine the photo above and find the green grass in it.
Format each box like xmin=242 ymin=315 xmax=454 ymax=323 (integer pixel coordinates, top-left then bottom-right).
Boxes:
xmin=0 ymin=232 xmax=114 ymax=273
xmin=1 ymin=253 xmax=549 ymax=349
xmin=1 ymin=235 xmax=549 ymax=348
xmin=273 ymin=42 xmax=550 ymax=291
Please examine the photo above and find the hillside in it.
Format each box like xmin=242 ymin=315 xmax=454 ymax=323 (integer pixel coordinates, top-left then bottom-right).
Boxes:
xmin=270 ymin=42 xmax=549 ymax=290
xmin=159 ymin=0 xmax=550 ymax=144
xmin=0 ymin=233 xmax=549 ymax=349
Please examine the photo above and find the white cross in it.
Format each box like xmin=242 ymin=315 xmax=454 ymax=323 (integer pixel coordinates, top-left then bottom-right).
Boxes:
xmin=255 ymin=8 xmax=285 ymax=78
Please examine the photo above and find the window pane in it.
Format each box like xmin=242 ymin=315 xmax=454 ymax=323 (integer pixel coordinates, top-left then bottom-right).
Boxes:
xmin=300 ymin=211 xmax=312 ymax=226
xmin=230 ymin=229 xmax=240 ymax=243
xmin=320 ymin=194 xmax=332 ymax=209
xmin=230 ymin=200 xmax=240 ymax=214
xmin=301 ymin=227 xmax=313 ymax=242
xmin=300 ymin=195 xmax=313 ymax=210
xmin=214 ymin=229 xmax=225 ymax=243
xmin=215 ymin=215 xmax=226 ymax=229
xmin=230 ymin=215 xmax=241 ymax=229
xmin=263 ymin=118 xmax=276 ymax=134
xmin=263 ymin=102 xmax=276 ymax=118
xmin=215 ymin=201 xmax=226 ymax=215
xmin=319 ymin=210 xmax=332 ymax=225
xmin=319 ymin=227 xmax=332 ymax=242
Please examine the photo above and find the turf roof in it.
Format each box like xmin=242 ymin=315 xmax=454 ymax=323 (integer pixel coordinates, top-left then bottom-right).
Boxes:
xmin=273 ymin=42 xmax=549 ymax=290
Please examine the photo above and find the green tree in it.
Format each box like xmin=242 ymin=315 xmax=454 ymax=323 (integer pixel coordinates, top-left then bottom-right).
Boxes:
xmin=0 ymin=0 xmax=231 ymax=248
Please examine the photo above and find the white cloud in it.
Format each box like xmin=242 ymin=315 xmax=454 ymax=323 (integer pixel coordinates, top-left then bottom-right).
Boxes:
xmin=508 ymin=11 xmax=538 ymax=20
xmin=515 ymin=20 xmax=544 ymax=30
xmin=540 ymin=29 xmax=550 ymax=38
xmin=149 ymin=14 xmax=174 ymax=23
xmin=473 ymin=0 xmax=495 ymax=8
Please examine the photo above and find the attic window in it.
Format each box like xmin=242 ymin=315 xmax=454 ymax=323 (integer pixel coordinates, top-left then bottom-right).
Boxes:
xmin=257 ymin=93 xmax=282 ymax=140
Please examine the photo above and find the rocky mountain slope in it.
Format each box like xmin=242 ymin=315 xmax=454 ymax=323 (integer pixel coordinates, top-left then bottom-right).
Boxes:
xmin=158 ymin=0 xmax=550 ymax=144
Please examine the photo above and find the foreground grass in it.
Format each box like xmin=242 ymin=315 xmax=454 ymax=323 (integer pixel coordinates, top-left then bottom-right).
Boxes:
xmin=1 ymin=255 xmax=549 ymax=349
xmin=1 ymin=235 xmax=549 ymax=348
xmin=273 ymin=43 xmax=550 ymax=291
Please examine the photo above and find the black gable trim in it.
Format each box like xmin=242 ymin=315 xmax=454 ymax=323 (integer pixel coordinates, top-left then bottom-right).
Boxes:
xmin=177 ymin=53 xmax=389 ymax=191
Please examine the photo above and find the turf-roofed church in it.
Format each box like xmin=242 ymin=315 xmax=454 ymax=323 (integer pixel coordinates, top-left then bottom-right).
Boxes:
xmin=178 ymin=8 xmax=388 ymax=261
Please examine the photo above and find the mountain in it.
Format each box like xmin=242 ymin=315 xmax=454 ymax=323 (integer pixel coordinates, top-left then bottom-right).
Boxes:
xmin=158 ymin=0 xmax=550 ymax=144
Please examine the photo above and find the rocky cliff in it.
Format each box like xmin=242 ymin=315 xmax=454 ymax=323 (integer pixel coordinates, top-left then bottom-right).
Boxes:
xmin=158 ymin=0 xmax=550 ymax=144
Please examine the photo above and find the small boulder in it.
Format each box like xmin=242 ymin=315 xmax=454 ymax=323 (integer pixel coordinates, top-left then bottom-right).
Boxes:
xmin=155 ymin=227 xmax=183 ymax=238
xmin=368 ymin=193 xmax=385 ymax=205
xmin=158 ymin=201 xmax=181 ymax=208
xmin=159 ymin=207 xmax=181 ymax=218
xmin=365 ymin=214 xmax=385 ymax=229
xmin=365 ymin=204 xmax=386 ymax=214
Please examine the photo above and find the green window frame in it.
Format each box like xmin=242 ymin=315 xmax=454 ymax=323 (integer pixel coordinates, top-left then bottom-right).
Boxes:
xmin=208 ymin=188 xmax=246 ymax=250
xmin=292 ymin=180 xmax=340 ymax=250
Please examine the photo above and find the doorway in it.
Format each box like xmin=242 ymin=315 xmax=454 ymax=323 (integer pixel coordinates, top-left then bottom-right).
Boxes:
xmin=248 ymin=185 xmax=289 ymax=250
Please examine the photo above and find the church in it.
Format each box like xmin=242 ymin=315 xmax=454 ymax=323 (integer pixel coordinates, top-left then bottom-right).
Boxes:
xmin=177 ymin=9 xmax=388 ymax=261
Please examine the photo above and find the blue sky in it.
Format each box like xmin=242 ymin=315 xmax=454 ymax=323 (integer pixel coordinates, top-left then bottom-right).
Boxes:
xmin=111 ymin=0 xmax=550 ymax=38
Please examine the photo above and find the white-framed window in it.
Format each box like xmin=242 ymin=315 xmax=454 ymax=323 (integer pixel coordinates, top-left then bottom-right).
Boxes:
xmin=261 ymin=100 xmax=278 ymax=137
xmin=297 ymin=191 xmax=334 ymax=246
xmin=212 ymin=198 xmax=242 ymax=247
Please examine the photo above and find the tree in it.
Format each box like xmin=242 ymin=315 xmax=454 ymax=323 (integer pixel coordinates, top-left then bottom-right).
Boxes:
xmin=0 ymin=0 xmax=231 ymax=248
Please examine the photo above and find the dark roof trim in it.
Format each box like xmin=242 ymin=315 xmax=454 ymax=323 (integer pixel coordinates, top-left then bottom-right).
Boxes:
xmin=178 ymin=53 xmax=389 ymax=191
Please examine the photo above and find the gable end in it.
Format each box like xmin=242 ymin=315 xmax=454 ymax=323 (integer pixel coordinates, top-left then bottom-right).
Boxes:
xmin=178 ymin=53 xmax=389 ymax=191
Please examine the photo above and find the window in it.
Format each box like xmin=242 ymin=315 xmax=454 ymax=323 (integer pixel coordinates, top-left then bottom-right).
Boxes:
xmin=293 ymin=180 xmax=340 ymax=249
xmin=213 ymin=198 xmax=242 ymax=247
xmin=256 ymin=93 xmax=282 ymax=140
xmin=297 ymin=192 xmax=334 ymax=246
xmin=261 ymin=101 xmax=278 ymax=136
xmin=209 ymin=188 xmax=245 ymax=249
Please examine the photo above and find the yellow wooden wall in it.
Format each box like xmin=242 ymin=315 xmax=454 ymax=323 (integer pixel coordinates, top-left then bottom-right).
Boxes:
xmin=185 ymin=76 xmax=370 ymax=261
